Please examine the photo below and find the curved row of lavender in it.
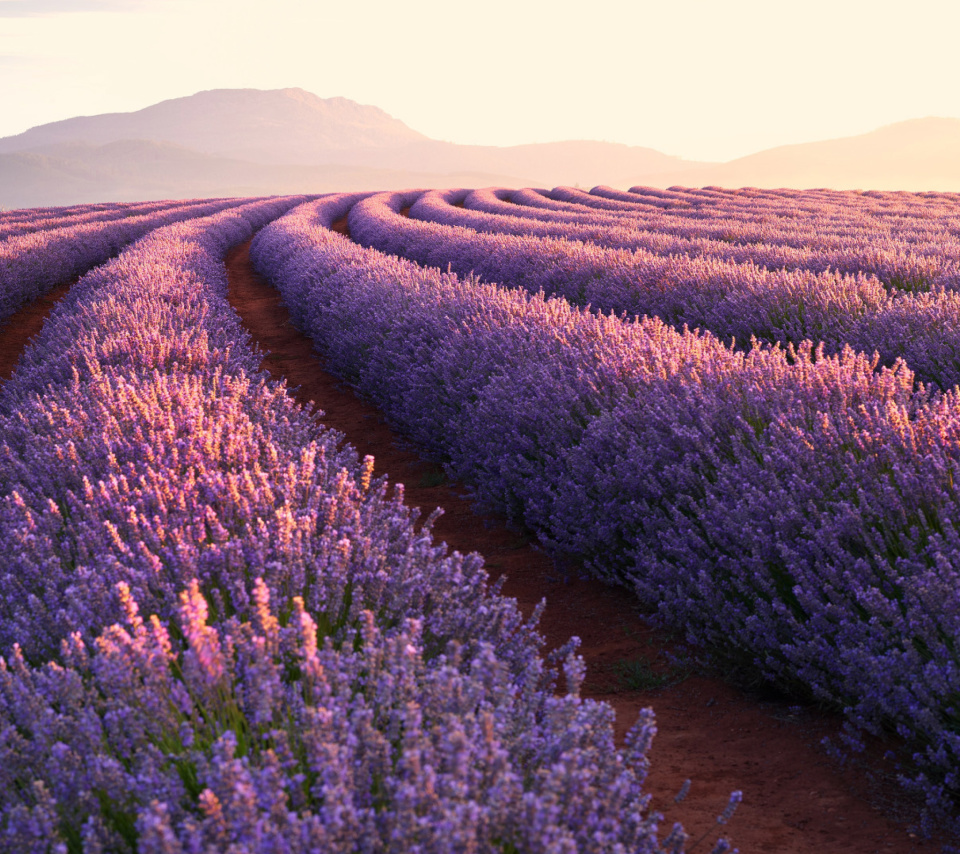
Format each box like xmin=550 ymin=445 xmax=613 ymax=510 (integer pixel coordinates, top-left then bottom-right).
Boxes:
xmin=462 ymin=187 xmax=935 ymax=279
xmin=609 ymin=184 xmax=956 ymax=216
xmin=506 ymin=185 xmax=960 ymax=248
xmin=0 ymin=199 xmax=152 ymax=225
xmin=557 ymin=184 xmax=960 ymax=240
xmin=606 ymin=181 xmax=959 ymax=211
xmin=351 ymin=191 xmax=960 ymax=392
xmin=505 ymin=186 xmax=960 ymax=289
xmin=506 ymin=184 xmax=960 ymax=244
xmin=252 ymin=193 xmax=960 ymax=834
xmin=0 ymin=198 xmax=227 ymax=241
xmin=0 ymin=197 xmax=694 ymax=852
xmin=452 ymin=188 xmax=960 ymax=290
xmin=0 ymin=196 xmax=258 ymax=327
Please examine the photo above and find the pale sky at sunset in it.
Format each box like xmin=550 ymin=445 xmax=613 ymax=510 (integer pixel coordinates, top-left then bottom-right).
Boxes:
xmin=0 ymin=0 xmax=956 ymax=162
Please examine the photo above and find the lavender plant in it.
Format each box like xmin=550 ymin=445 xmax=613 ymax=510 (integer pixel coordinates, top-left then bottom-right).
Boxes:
xmin=0 ymin=196 xmax=256 ymax=327
xmin=353 ymin=190 xmax=960 ymax=390
xmin=0 ymin=198 xmax=218 ymax=241
xmin=422 ymin=188 xmax=960 ymax=290
xmin=0 ymin=194 xmax=695 ymax=851
xmin=0 ymin=580 xmax=672 ymax=853
xmin=252 ymin=194 xmax=960 ymax=833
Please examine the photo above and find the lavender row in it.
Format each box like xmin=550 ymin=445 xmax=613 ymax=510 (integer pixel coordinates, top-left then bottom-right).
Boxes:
xmin=618 ymin=185 xmax=960 ymax=221
xmin=461 ymin=187 xmax=847 ymax=260
xmin=0 ymin=195 xmax=312 ymax=654
xmin=456 ymin=188 xmax=960 ymax=292
xmin=532 ymin=185 xmax=960 ymax=292
xmin=545 ymin=188 xmax=960 ymax=270
xmin=468 ymin=187 xmax=813 ymax=240
xmin=475 ymin=190 xmax=960 ymax=386
xmin=578 ymin=185 xmax=960 ymax=238
xmin=0 ymin=197 xmax=690 ymax=852
xmin=0 ymin=196 xmax=260 ymax=327
xmin=253 ymin=195 xmax=960 ymax=832
xmin=0 ymin=197 xmax=222 ymax=241
xmin=0 ymin=199 xmax=151 ymax=226
xmin=512 ymin=186 xmax=960 ymax=257
xmin=637 ymin=185 xmax=960 ymax=222
xmin=353 ymin=191 xmax=960 ymax=391
xmin=596 ymin=184 xmax=952 ymax=218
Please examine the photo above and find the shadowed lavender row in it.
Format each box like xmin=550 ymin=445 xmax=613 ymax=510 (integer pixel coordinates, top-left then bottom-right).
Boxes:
xmin=451 ymin=188 xmax=960 ymax=291
xmin=0 ymin=197 xmax=694 ymax=852
xmin=0 ymin=196 xmax=258 ymax=328
xmin=253 ymin=194 xmax=960 ymax=834
xmin=505 ymin=185 xmax=960 ymax=242
xmin=563 ymin=185 xmax=960 ymax=240
xmin=505 ymin=186 xmax=960 ymax=288
xmin=353 ymin=190 xmax=960 ymax=391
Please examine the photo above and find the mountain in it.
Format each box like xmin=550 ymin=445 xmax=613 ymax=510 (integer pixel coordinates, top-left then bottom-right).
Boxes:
xmin=633 ymin=118 xmax=960 ymax=191
xmin=0 ymin=88 xmax=707 ymax=206
xmin=0 ymin=139 xmax=532 ymax=210
xmin=0 ymin=88 xmax=430 ymax=164
xmin=329 ymin=139 xmax=692 ymax=190
xmin=1 ymin=89 xmax=958 ymax=207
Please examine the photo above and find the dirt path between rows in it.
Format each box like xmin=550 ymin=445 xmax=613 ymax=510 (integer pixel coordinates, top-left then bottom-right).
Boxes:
xmin=0 ymin=210 xmax=937 ymax=848
xmin=0 ymin=281 xmax=74 ymax=383
xmin=0 ymin=238 xmax=941 ymax=852
xmin=225 ymin=237 xmax=946 ymax=853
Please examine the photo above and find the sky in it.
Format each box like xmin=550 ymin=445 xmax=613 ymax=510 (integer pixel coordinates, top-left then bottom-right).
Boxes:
xmin=0 ymin=0 xmax=958 ymax=162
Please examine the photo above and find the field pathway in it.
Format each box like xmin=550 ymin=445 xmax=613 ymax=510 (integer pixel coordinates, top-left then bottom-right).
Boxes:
xmin=225 ymin=235 xmax=940 ymax=854
xmin=0 ymin=279 xmax=74 ymax=383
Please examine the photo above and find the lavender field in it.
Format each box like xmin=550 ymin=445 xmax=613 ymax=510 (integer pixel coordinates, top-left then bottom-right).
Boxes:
xmin=3 ymin=185 xmax=960 ymax=850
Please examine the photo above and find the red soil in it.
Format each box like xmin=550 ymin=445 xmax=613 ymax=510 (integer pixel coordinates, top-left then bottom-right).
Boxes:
xmin=225 ymin=238 xmax=943 ymax=854
xmin=0 ymin=241 xmax=940 ymax=852
xmin=0 ymin=281 xmax=73 ymax=383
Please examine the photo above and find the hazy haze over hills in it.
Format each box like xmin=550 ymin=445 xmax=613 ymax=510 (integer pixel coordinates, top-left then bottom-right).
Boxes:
xmin=0 ymin=88 xmax=958 ymax=207
xmin=0 ymin=88 xmax=707 ymax=205
xmin=0 ymin=89 xmax=430 ymax=162
xmin=641 ymin=117 xmax=960 ymax=192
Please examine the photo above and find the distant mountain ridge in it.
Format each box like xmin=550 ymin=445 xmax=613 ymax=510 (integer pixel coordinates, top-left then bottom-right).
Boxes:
xmin=0 ymin=88 xmax=430 ymax=162
xmin=0 ymin=88 xmax=708 ymax=206
xmin=0 ymin=88 xmax=958 ymax=207
xmin=0 ymin=138 xmax=530 ymax=210
xmin=635 ymin=117 xmax=960 ymax=192
xmin=0 ymin=87 xmax=696 ymax=181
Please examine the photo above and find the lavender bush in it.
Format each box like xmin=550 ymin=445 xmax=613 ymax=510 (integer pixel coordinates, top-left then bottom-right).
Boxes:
xmin=253 ymin=194 xmax=960 ymax=833
xmin=354 ymin=190 xmax=960 ymax=390
xmin=0 ymin=196 xmax=257 ymax=327
xmin=0 ymin=195 xmax=695 ymax=852
xmin=420 ymin=188 xmax=960 ymax=291
xmin=0 ymin=579 xmax=676 ymax=853
xmin=0 ymin=198 xmax=213 ymax=241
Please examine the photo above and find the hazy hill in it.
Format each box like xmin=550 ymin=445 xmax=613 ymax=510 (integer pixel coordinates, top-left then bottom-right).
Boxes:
xmin=1 ymin=89 xmax=958 ymax=206
xmin=635 ymin=118 xmax=960 ymax=191
xmin=0 ymin=88 xmax=429 ymax=164
xmin=329 ymin=138 xmax=693 ymax=190
xmin=0 ymin=88 xmax=706 ymax=206
xmin=0 ymin=139 xmax=531 ymax=210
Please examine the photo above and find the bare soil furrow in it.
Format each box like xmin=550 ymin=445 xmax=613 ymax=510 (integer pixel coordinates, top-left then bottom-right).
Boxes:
xmin=0 ymin=279 xmax=75 ymax=384
xmin=225 ymin=237 xmax=935 ymax=854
